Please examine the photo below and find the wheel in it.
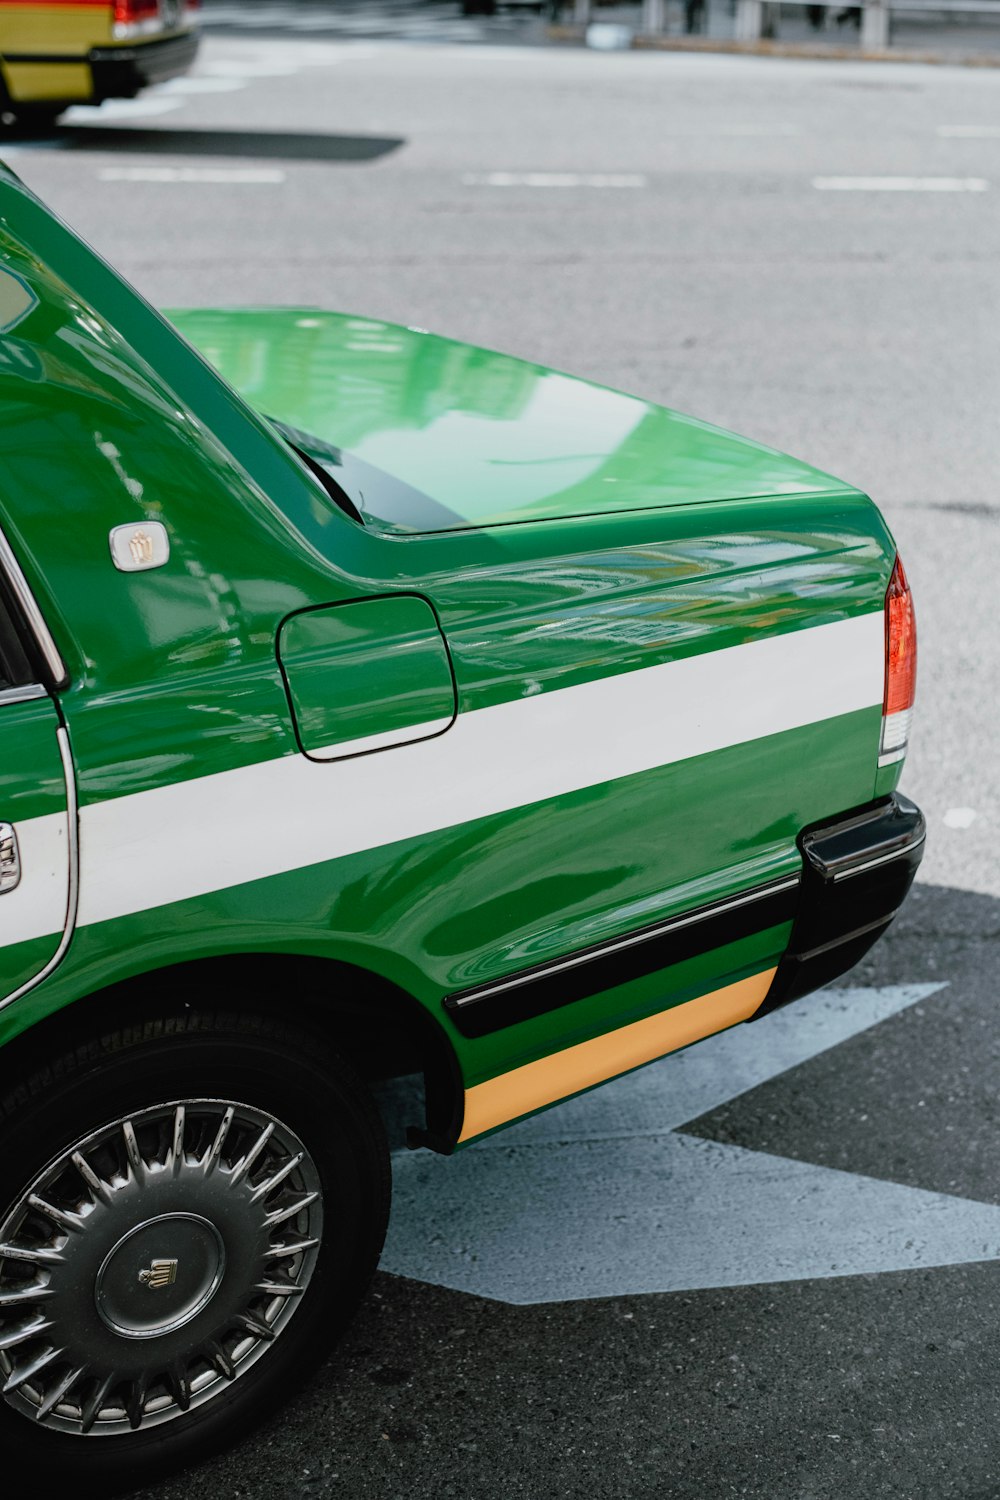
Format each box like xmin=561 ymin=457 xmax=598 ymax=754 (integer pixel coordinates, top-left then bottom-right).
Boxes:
xmin=0 ymin=74 xmax=16 ymax=131
xmin=0 ymin=1008 xmax=390 ymax=1486
xmin=1 ymin=104 xmax=64 ymax=136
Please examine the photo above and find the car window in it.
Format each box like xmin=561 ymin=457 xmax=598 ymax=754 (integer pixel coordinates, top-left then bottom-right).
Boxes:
xmin=0 ymin=585 xmax=36 ymax=689
xmin=269 ymin=420 xmax=365 ymax=526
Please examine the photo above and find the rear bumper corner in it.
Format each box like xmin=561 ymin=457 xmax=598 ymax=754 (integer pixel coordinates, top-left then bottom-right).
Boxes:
xmin=752 ymin=791 xmax=925 ymax=1020
xmin=88 ymin=31 xmax=199 ymax=100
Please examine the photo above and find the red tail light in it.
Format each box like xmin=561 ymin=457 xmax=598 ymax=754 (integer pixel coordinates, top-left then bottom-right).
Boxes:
xmin=114 ymin=0 xmax=160 ymax=20
xmin=881 ymin=554 xmax=916 ymax=763
xmin=113 ymin=0 xmax=197 ymax=34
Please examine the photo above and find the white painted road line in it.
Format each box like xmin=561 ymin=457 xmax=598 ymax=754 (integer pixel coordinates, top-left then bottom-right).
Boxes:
xmin=387 ymin=1129 xmax=1000 ymax=1304
xmin=463 ymin=172 xmax=647 ymax=189
xmin=157 ymin=76 xmax=249 ymax=94
xmin=814 ymin=176 xmax=989 ymax=193
xmin=611 ymin=125 xmax=799 ymax=139
xmin=937 ymin=125 xmax=1000 ymax=138
xmin=98 ymin=166 xmax=286 ymax=184
xmin=380 ymin=983 xmax=990 ymax=1303
xmin=199 ymin=58 xmax=305 ymax=78
xmin=707 ymin=123 xmax=800 ymax=136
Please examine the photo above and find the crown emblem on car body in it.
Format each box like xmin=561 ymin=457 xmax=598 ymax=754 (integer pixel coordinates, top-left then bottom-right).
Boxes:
xmin=108 ymin=520 xmax=170 ymax=573
xmin=138 ymin=1257 xmax=178 ymax=1290
xmin=129 ymin=530 xmax=154 ymax=567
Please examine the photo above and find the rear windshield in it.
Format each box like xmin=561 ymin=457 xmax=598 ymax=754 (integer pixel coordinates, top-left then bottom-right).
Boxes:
xmin=269 ymin=418 xmax=463 ymax=534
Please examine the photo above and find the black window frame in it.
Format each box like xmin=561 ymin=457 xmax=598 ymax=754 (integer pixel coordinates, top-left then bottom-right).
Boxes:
xmin=0 ymin=523 xmax=67 ymax=695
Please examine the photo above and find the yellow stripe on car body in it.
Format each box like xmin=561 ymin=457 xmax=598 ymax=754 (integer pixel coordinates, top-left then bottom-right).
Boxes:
xmin=459 ymin=968 xmax=777 ymax=1142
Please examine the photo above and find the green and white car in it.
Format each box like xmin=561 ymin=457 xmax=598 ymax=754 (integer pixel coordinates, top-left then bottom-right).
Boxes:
xmin=0 ymin=162 xmax=923 ymax=1484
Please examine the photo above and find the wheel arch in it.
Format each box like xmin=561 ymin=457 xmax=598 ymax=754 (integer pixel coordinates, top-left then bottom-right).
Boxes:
xmin=0 ymin=952 xmax=464 ymax=1153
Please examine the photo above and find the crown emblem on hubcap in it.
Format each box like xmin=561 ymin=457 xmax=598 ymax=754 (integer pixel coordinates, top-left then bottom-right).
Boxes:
xmin=138 ymin=1257 xmax=179 ymax=1290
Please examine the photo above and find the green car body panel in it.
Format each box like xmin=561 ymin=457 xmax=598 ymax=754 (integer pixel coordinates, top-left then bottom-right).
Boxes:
xmin=0 ymin=164 xmax=917 ymax=1151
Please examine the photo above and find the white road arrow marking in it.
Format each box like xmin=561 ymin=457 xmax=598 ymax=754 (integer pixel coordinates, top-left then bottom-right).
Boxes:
xmin=378 ymin=982 xmax=999 ymax=1303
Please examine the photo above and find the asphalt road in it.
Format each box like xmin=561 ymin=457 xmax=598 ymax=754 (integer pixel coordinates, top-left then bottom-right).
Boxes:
xmin=4 ymin=33 xmax=1000 ymax=1499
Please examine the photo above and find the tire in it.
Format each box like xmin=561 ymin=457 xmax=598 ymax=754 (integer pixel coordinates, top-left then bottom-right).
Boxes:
xmin=7 ymin=104 xmax=63 ymax=133
xmin=1 ymin=103 xmax=64 ymax=136
xmin=0 ymin=73 xmax=16 ymax=131
xmin=0 ymin=1009 xmax=390 ymax=1487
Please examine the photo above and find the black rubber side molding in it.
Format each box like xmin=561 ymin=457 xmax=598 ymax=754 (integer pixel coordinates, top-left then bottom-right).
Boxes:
xmin=443 ymin=877 xmax=799 ymax=1040
xmin=753 ymin=792 xmax=925 ymax=1020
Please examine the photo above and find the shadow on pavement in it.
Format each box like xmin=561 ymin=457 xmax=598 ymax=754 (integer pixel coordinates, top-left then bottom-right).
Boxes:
xmin=50 ymin=127 xmax=406 ymax=162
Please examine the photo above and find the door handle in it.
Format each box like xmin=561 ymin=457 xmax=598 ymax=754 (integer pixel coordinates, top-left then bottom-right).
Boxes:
xmin=0 ymin=824 xmax=21 ymax=894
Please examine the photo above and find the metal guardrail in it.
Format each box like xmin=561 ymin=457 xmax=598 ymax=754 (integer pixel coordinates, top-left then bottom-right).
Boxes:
xmin=740 ymin=0 xmax=1000 ymax=49
xmin=571 ymin=0 xmax=1000 ymax=49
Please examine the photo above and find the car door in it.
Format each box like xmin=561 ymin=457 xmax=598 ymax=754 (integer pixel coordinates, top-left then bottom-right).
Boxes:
xmin=0 ymin=542 xmax=74 ymax=1006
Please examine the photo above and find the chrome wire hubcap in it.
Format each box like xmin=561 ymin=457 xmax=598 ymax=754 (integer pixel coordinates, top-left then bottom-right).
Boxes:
xmin=0 ymin=1099 xmax=322 ymax=1435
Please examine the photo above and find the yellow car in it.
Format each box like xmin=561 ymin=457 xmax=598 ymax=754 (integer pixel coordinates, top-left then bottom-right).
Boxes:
xmin=0 ymin=0 xmax=199 ymax=128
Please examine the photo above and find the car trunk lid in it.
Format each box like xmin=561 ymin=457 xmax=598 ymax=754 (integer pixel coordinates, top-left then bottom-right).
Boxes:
xmin=169 ymin=308 xmax=857 ymax=536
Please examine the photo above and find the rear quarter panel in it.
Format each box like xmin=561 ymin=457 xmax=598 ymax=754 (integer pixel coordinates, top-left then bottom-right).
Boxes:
xmin=0 ymin=167 xmax=897 ymax=1144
